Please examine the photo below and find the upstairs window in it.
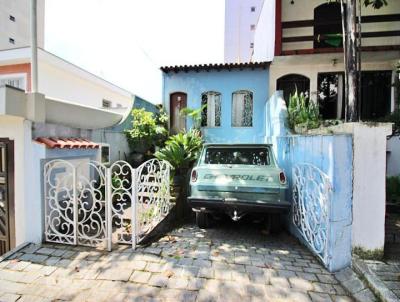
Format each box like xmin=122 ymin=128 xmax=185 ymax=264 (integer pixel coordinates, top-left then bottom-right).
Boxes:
xmin=232 ymin=90 xmax=253 ymax=127
xmin=251 ymin=6 xmax=256 ymax=12
xmin=314 ymin=2 xmax=343 ymax=49
xmin=201 ymin=91 xmax=221 ymax=127
xmin=9 ymin=15 xmax=15 ymax=22
xmin=9 ymin=38 xmax=15 ymax=44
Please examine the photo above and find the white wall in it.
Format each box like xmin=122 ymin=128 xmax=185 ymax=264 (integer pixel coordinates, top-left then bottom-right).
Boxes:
xmin=224 ymin=0 xmax=265 ymax=63
xmin=0 ymin=116 xmax=44 ymax=246
xmin=328 ymin=123 xmax=392 ymax=252
xmin=252 ymin=0 xmax=275 ymax=62
xmin=38 ymin=59 xmax=132 ymax=110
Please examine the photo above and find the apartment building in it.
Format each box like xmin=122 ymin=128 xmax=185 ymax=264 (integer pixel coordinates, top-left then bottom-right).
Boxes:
xmin=224 ymin=0 xmax=265 ymax=63
xmin=0 ymin=0 xmax=45 ymax=49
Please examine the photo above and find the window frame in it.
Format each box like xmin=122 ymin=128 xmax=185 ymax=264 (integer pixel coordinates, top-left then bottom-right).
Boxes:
xmin=231 ymin=90 xmax=254 ymax=128
xmin=201 ymin=91 xmax=222 ymax=128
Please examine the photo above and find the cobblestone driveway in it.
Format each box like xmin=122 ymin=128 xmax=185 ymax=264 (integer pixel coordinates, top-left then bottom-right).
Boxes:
xmin=0 ymin=221 xmax=353 ymax=302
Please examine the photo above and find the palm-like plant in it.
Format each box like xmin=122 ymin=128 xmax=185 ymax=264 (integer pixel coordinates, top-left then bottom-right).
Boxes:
xmin=180 ymin=105 xmax=207 ymax=130
xmin=155 ymin=129 xmax=203 ymax=174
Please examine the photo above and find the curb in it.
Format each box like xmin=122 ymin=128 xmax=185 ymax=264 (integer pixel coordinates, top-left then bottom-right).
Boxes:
xmin=353 ymin=258 xmax=399 ymax=302
xmin=0 ymin=242 xmax=31 ymax=263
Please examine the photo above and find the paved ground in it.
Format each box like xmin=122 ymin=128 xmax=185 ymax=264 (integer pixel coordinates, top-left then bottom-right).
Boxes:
xmin=359 ymin=213 xmax=400 ymax=300
xmin=0 ymin=220 xmax=353 ymax=302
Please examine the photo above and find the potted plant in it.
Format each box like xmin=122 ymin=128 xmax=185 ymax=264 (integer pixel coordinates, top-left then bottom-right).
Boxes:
xmin=155 ymin=129 xmax=203 ymax=220
xmin=287 ymin=89 xmax=321 ymax=133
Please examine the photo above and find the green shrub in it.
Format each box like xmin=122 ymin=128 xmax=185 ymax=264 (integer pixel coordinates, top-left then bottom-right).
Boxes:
xmin=155 ymin=129 xmax=203 ymax=174
xmin=125 ymin=108 xmax=168 ymax=152
xmin=387 ymin=176 xmax=400 ymax=204
xmin=288 ymin=89 xmax=321 ymax=132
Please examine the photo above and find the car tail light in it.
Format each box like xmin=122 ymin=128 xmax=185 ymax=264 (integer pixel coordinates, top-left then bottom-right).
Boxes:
xmin=279 ymin=171 xmax=286 ymax=184
xmin=191 ymin=170 xmax=198 ymax=182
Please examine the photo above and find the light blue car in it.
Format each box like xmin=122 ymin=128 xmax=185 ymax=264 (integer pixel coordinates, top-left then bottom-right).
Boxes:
xmin=188 ymin=144 xmax=289 ymax=230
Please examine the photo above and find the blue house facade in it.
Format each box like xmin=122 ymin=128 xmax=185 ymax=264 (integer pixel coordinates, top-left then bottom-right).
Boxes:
xmin=161 ymin=62 xmax=270 ymax=143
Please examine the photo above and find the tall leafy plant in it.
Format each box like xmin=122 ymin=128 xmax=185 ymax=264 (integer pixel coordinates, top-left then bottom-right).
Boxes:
xmin=155 ymin=129 xmax=203 ymax=174
xmin=180 ymin=105 xmax=207 ymax=130
xmin=288 ymin=89 xmax=321 ymax=132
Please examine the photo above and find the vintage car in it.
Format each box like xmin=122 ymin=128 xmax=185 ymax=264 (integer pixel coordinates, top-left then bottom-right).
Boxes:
xmin=188 ymin=144 xmax=289 ymax=230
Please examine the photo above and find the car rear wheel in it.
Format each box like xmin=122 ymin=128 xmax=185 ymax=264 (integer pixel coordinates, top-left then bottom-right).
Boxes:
xmin=196 ymin=212 xmax=210 ymax=229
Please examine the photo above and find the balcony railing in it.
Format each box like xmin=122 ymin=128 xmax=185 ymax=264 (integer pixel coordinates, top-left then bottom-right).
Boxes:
xmin=279 ymin=13 xmax=400 ymax=55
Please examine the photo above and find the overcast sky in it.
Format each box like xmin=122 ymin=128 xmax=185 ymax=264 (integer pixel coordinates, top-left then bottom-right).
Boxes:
xmin=45 ymin=0 xmax=225 ymax=103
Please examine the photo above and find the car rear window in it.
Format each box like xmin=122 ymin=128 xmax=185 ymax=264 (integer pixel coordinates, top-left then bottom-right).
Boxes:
xmin=204 ymin=147 xmax=271 ymax=165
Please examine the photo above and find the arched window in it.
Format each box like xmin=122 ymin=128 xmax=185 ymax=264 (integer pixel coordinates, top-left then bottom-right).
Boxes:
xmin=277 ymin=74 xmax=310 ymax=104
xmin=232 ymin=90 xmax=253 ymax=127
xmin=314 ymin=2 xmax=343 ymax=49
xmin=201 ymin=91 xmax=222 ymax=127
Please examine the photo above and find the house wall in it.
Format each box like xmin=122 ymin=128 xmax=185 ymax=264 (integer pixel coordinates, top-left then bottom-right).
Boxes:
xmin=38 ymin=60 xmax=132 ymax=110
xmin=163 ymin=68 xmax=269 ymax=143
xmin=0 ymin=48 xmax=134 ymax=111
xmin=0 ymin=116 xmax=44 ymax=245
xmin=269 ymin=53 xmax=398 ymax=107
xmin=281 ymin=0 xmax=400 ymax=51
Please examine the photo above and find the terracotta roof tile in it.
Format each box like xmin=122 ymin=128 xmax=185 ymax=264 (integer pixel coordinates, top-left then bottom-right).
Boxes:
xmin=160 ymin=61 xmax=270 ymax=73
xmin=35 ymin=137 xmax=100 ymax=149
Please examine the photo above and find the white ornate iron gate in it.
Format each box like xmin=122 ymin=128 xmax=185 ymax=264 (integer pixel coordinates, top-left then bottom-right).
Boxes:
xmin=44 ymin=159 xmax=172 ymax=251
xmin=292 ymin=163 xmax=332 ymax=265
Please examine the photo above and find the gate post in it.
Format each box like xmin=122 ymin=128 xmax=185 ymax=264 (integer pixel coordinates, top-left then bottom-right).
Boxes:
xmin=72 ymin=165 xmax=78 ymax=246
xmin=106 ymin=167 xmax=112 ymax=251
xmin=132 ymin=168 xmax=137 ymax=250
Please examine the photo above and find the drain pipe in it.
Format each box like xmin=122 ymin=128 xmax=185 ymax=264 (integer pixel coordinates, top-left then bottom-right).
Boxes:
xmin=30 ymin=0 xmax=38 ymax=93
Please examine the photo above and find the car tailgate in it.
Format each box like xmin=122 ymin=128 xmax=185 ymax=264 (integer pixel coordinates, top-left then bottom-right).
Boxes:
xmin=193 ymin=165 xmax=283 ymax=193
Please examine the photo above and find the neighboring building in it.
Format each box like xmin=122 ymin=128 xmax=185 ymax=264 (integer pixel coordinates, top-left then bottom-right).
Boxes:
xmin=262 ymin=0 xmax=400 ymax=121
xmin=0 ymin=47 xmax=133 ymax=111
xmin=0 ymin=83 xmax=127 ymax=254
xmin=224 ymin=0 xmax=265 ymax=63
xmin=161 ymin=62 xmax=270 ymax=143
xmin=0 ymin=0 xmax=45 ymax=49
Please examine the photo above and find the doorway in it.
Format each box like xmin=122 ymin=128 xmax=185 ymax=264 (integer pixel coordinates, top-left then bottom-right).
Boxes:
xmin=170 ymin=92 xmax=187 ymax=134
xmin=361 ymin=71 xmax=392 ymax=120
xmin=0 ymin=139 xmax=15 ymax=256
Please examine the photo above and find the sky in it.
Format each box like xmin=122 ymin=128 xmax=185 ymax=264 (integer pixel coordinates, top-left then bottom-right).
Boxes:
xmin=45 ymin=0 xmax=225 ymax=104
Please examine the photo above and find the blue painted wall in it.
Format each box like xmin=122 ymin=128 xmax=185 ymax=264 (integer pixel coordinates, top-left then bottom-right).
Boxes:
xmin=265 ymin=92 xmax=353 ymax=272
xmin=163 ymin=68 xmax=269 ymax=143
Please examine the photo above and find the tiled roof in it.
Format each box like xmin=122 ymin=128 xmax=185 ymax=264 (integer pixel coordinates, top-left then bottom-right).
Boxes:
xmin=160 ymin=61 xmax=270 ymax=73
xmin=35 ymin=137 xmax=99 ymax=149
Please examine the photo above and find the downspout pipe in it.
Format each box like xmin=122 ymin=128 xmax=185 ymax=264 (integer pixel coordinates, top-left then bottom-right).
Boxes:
xmin=30 ymin=0 xmax=38 ymax=93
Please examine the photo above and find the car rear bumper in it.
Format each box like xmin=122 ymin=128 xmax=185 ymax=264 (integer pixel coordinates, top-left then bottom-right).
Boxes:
xmin=187 ymin=197 xmax=291 ymax=213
